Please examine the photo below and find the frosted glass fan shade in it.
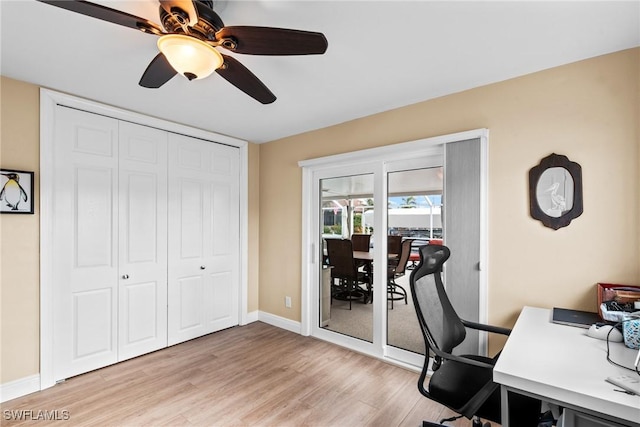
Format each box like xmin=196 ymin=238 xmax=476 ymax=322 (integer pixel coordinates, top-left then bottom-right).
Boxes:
xmin=157 ymin=34 xmax=223 ymax=80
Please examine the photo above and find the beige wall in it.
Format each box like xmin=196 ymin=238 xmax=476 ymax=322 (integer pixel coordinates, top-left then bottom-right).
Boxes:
xmin=0 ymin=77 xmax=262 ymax=384
xmin=0 ymin=77 xmax=41 ymax=383
xmin=259 ymin=48 xmax=640 ymax=354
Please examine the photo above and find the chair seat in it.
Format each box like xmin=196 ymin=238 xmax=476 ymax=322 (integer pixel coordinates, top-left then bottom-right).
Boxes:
xmin=428 ymin=355 xmax=500 ymax=423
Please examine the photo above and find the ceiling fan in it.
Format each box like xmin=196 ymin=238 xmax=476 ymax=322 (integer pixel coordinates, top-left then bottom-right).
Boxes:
xmin=37 ymin=0 xmax=328 ymax=104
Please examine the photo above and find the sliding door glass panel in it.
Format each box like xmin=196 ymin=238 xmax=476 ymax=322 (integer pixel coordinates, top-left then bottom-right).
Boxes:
xmin=319 ymin=174 xmax=374 ymax=343
xmin=386 ymin=167 xmax=443 ymax=353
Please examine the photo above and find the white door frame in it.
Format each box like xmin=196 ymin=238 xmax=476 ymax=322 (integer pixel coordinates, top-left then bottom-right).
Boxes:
xmin=39 ymin=89 xmax=249 ymax=390
xmin=299 ymin=129 xmax=489 ymax=369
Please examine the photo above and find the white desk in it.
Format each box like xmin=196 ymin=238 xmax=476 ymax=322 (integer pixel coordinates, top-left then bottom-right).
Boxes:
xmin=493 ymin=306 xmax=640 ymax=427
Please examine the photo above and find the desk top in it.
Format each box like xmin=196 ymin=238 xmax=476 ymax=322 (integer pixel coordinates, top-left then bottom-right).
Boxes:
xmin=494 ymin=306 xmax=640 ymax=424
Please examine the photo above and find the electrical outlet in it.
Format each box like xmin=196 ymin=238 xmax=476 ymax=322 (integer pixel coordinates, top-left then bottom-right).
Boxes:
xmin=285 ymin=296 xmax=292 ymax=308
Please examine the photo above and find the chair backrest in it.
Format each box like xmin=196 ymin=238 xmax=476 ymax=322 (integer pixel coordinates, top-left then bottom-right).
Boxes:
xmin=326 ymin=238 xmax=357 ymax=280
xmin=351 ymin=234 xmax=371 ymax=252
xmin=387 ymin=235 xmax=402 ymax=257
xmin=394 ymin=238 xmax=414 ymax=276
xmin=409 ymin=245 xmax=466 ymax=355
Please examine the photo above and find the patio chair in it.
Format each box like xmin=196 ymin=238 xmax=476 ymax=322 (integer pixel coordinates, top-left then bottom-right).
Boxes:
xmin=387 ymin=238 xmax=413 ymax=309
xmin=326 ymin=238 xmax=371 ymax=309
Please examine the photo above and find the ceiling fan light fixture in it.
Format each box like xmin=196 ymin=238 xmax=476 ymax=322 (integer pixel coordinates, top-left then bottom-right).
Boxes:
xmin=157 ymin=34 xmax=223 ymax=80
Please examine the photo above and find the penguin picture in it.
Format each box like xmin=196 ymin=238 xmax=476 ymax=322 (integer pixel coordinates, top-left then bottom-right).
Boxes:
xmin=0 ymin=169 xmax=33 ymax=214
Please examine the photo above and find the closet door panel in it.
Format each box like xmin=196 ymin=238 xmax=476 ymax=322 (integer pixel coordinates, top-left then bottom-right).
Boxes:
xmin=168 ymin=134 xmax=239 ymax=345
xmin=121 ymin=281 xmax=159 ymax=343
xmin=205 ymin=177 xmax=239 ymax=331
xmin=53 ymin=107 xmax=119 ymax=381
xmin=118 ymin=122 xmax=168 ymax=361
xmin=178 ymin=179 xmax=205 ymax=260
xmin=203 ymin=144 xmax=239 ymax=332
xmin=168 ymin=136 xmax=210 ymax=344
xmin=206 ymin=271 xmax=233 ymax=324
xmin=175 ymin=275 xmax=205 ymax=330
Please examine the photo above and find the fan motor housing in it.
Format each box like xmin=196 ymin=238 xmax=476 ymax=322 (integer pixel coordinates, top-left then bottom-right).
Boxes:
xmin=160 ymin=0 xmax=224 ymax=39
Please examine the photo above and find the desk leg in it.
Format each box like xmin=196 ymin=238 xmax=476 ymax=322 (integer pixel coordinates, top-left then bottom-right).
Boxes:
xmin=500 ymin=385 xmax=510 ymax=427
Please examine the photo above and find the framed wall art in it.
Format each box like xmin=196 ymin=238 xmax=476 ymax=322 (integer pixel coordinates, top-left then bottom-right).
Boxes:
xmin=529 ymin=153 xmax=583 ymax=230
xmin=0 ymin=168 xmax=34 ymax=214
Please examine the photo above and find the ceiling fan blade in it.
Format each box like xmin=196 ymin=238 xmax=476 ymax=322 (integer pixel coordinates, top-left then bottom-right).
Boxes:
xmin=216 ymin=55 xmax=276 ymax=104
xmin=159 ymin=0 xmax=198 ymax=27
xmin=139 ymin=53 xmax=178 ymax=88
xmin=36 ymin=0 xmax=164 ymax=35
xmin=216 ymin=26 xmax=328 ymax=55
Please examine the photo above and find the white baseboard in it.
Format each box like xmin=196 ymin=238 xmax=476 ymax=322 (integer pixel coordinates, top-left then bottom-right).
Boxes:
xmin=1 ymin=374 xmax=40 ymax=403
xmin=243 ymin=310 xmax=259 ymax=324
xmin=258 ymin=311 xmax=301 ymax=334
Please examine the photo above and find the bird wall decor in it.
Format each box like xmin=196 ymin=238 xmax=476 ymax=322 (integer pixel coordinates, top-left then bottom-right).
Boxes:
xmin=0 ymin=170 xmax=34 ymax=214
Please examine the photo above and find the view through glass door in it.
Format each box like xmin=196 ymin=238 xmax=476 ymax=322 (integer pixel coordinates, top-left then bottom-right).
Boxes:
xmin=316 ymin=166 xmax=445 ymax=356
xmin=386 ymin=167 xmax=443 ymax=355
xmin=319 ymin=173 xmax=374 ymax=343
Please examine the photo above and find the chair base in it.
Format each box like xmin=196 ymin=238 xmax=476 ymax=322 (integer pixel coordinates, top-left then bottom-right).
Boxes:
xmin=331 ymin=280 xmax=367 ymax=309
xmin=387 ymin=282 xmax=407 ymax=309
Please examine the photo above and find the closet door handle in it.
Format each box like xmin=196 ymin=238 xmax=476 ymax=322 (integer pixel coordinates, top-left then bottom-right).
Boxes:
xmin=122 ymin=274 xmax=129 ymax=279
xmin=200 ymin=266 xmax=206 ymax=270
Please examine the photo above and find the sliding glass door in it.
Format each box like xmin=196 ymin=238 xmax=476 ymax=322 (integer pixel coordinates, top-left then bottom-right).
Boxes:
xmin=300 ymin=130 xmax=488 ymax=369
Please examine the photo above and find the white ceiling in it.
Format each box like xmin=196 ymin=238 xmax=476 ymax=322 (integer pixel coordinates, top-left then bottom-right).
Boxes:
xmin=1 ymin=1 xmax=639 ymax=144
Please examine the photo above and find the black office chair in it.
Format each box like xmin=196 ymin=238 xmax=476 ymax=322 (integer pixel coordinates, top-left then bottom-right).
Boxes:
xmin=409 ymin=244 xmax=541 ymax=427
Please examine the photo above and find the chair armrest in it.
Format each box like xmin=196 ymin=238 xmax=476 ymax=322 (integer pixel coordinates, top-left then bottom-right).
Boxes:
xmin=462 ymin=319 xmax=511 ymax=336
xmin=431 ymin=347 xmax=496 ymax=370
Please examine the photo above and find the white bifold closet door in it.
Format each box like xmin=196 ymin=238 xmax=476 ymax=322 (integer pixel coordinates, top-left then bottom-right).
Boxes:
xmin=52 ymin=106 xmax=240 ymax=382
xmin=53 ymin=108 xmax=168 ymax=380
xmin=167 ymin=133 xmax=239 ymax=346
xmin=117 ymin=122 xmax=168 ymax=362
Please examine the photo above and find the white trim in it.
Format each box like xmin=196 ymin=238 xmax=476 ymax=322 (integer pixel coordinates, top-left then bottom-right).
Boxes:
xmin=299 ymin=167 xmax=313 ymax=337
xmin=298 ymin=129 xmax=485 ymax=169
xmin=245 ymin=310 xmax=259 ymax=324
xmin=39 ymin=88 xmax=249 ymax=391
xmin=299 ymin=129 xmax=489 ymax=368
xmin=478 ymin=132 xmax=490 ymax=355
xmin=39 ymin=91 xmax=56 ymax=390
xmin=0 ymin=375 xmax=41 ymax=403
xmin=39 ymin=89 xmax=246 ymax=148
xmin=258 ymin=311 xmax=302 ymax=334
xmin=239 ymin=143 xmax=250 ymax=326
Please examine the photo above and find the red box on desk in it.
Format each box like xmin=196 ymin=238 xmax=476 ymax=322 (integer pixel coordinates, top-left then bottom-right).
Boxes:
xmin=597 ymin=283 xmax=640 ymax=320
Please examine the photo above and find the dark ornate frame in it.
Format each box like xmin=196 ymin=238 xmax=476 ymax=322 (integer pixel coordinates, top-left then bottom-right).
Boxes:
xmin=529 ymin=153 xmax=583 ymax=230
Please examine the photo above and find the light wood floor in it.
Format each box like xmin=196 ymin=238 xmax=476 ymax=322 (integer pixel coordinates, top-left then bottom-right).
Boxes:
xmin=2 ymin=322 xmax=475 ymax=427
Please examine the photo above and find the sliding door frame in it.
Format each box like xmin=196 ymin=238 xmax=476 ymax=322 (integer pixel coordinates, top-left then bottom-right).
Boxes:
xmin=299 ymin=129 xmax=489 ymax=369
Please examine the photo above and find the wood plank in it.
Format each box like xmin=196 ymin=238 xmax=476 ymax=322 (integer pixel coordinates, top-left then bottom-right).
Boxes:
xmin=2 ymin=322 xmax=496 ymax=426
